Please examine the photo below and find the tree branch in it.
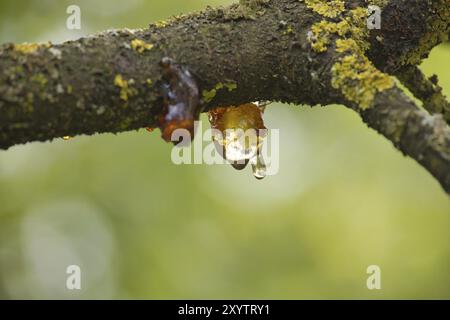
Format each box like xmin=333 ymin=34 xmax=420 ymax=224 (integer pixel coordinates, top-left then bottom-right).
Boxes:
xmin=0 ymin=0 xmax=449 ymax=193
xmin=359 ymin=87 xmax=450 ymax=193
xmin=395 ymin=65 xmax=450 ymax=124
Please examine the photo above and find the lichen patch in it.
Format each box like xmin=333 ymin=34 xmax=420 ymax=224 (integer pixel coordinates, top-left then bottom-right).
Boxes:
xmin=202 ymin=82 xmax=237 ymax=103
xmin=301 ymin=0 xmax=345 ymax=19
xmin=332 ymin=39 xmax=394 ymax=109
xmin=114 ymin=74 xmax=137 ymax=101
xmin=130 ymin=39 xmax=154 ymax=53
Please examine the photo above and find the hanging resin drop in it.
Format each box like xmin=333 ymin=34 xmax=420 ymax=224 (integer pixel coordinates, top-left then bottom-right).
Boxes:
xmin=208 ymin=103 xmax=269 ymax=179
xmin=158 ymin=57 xmax=201 ymax=145
xmin=250 ymin=153 xmax=267 ymax=180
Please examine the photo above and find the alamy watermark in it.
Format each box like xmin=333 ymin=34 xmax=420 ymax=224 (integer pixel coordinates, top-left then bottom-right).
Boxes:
xmin=366 ymin=265 xmax=381 ymax=290
xmin=367 ymin=5 xmax=382 ymax=30
xmin=168 ymin=121 xmax=280 ymax=177
xmin=66 ymin=5 xmax=81 ymax=30
xmin=66 ymin=264 xmax=81 ymax=290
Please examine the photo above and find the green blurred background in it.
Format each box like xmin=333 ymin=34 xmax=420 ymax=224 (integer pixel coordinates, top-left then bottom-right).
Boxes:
xmin=0 ymin=0 xmax=449 ymax=299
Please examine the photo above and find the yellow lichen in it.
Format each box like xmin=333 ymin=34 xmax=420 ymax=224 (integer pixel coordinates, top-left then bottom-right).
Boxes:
xmin=202 ymin=89 xmax=217 ymax=103
xmin=14 ymin=43 xmax=46 ymax=54
xmin=367 ymin=0 xmax=389 ymax=8
xmin=283 ymin=25 xmax=295 ymax=35
xmin=303 ymin=1 xmax=394 ymax=109
xmin=309 ymin=20 xmax=348 ymax=52
xmin=302 ymin=0 xmax=345 ymax=18
xmin=14 ymin=42 xmax=52 ymax=54
xmin=114 ymin=74 xmax=137 ymax=101
xmin=346 ymin=7 xmax=370 ymax=51
xmin=331 ymin=39 xmax=394 ymax=109
xmin=154 ymin=20 xmax=169 ymax=28
xmin=130 ymin=39 xmax=154 ymax=53
xmin=308 ymin=7 xmax=369 ymax=53
xmin=202 ymin=82 xmax=237 ymax=103
xmin=31 ymin=73 xmax=48 ymax=87
xmin=223 ymin=82 xmax=237 ymax=91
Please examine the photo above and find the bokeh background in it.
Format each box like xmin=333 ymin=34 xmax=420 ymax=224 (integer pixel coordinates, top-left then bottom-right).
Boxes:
xmin=0 ymin=0 xmax=449 ymax=299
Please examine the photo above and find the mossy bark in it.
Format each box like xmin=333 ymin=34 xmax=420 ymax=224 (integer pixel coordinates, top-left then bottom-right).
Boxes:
xmin=395 ymin=65 xmax=450 ymax=124
xmin=0 ymin=0 xmax=449 ymax=192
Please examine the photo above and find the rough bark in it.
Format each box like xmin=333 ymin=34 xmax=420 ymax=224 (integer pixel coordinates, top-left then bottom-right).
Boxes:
xmin=0 ymin=0 xmax=449 ymax=193
xmin=395 ymin=65 xmax=450 ymax=124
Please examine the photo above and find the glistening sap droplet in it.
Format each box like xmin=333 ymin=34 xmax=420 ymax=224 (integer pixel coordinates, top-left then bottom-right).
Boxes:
xmin=208 ymin=103 xmax=270 ymax=179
